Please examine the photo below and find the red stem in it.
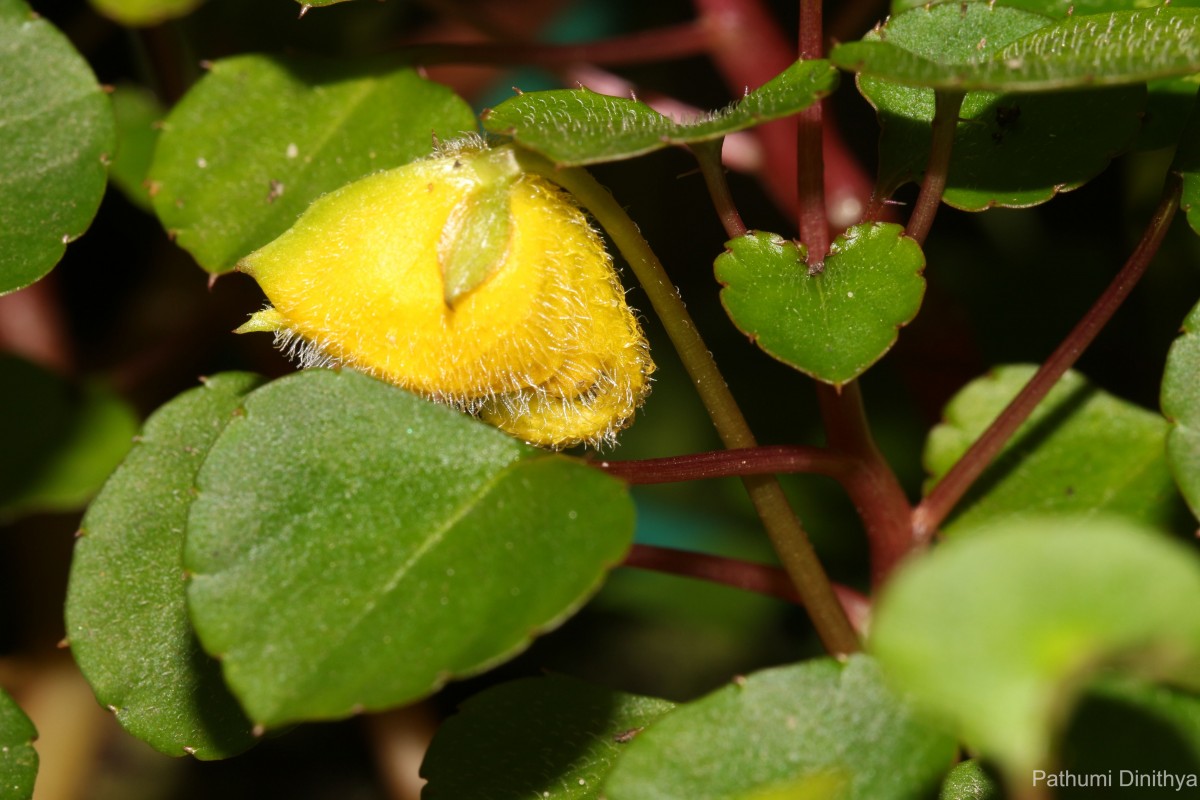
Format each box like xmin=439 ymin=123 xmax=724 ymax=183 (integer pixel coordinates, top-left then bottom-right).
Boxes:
xmin=399 ymin=20 xmax=713 ymax=67
xmin=596 ymin=444 xmax=855 ymax=484
xmin=622 ymin=544 xmax=871 ymax=633
xmin=911 ymin=175 xmax=1183 ymax=541
xmin=905 ymin=90 xmax=965 ymax=247
xmin=797 ymin=0 xmax=829 ymax=263
xmin=817 ymin=383 xmax=915 ymax=587
xmin=691 ymin=0 xmax=800 ymax=215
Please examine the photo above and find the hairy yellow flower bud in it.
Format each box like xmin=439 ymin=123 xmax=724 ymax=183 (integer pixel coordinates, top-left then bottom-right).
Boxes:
xmin=236 ymin=138 xmax=653 ymax=449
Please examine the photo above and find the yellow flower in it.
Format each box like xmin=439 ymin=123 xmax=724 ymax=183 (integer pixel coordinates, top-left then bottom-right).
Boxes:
xmin=236 ymin=138 xmax=653 ymax=449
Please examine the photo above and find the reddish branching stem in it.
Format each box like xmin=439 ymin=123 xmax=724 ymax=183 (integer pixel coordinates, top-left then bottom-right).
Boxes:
xmin=596 ymin=444 xmax=855 ymax=484
xmin=911 ymin=174 xmax=1184 ymax=542
xmin=817 ymin=383 xmax=915 ymax=587
xmin=905 ymin=90 xmax=965 ymax=247
xmin=399 ymin=20 xmax=712 ymax=67
xmin=622 ymin=544 xmax=872 ymax=633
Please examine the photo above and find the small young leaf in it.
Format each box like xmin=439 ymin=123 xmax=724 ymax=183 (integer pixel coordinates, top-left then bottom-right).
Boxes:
xmin=835 ymin=6 xmax=1200 ymax=91
xmin=0 ymin=0 xmax=114 ymax=295
xmin=184 ymin=369 xmax=635 ymax=728
xmin=482 ymin=60 xmax=839 ymax=166
xmin=0 ymin=689 xmax=36 ymax=800
xmin=0 ymin=356 xmax=139 ymax=520
xmin=939 ymin=760 xmax=1002 ymax=800
xmin=421 ymin=675 xmax=674 ymax=799
xmin=844 ymin=2 xmax=1142 ymax=208
xmin=66 ymin=373 xmax=263 ymax=759
xmin=1163 ymin=300 xmax=1200 ymax=521
xmin=926 ymin=365 xmax=1186 ymax=535
xmin=149 ymin=54 xmax=476 ymax=273
xmin=871 ymin=517 xmax=1200 ymax=780
xmin=88 ymin=0 xmax=204 ymax=27
xmin=603 ymin=655 xmax=957 ymax=800
xmin=108 ymin=85 xmax=164 ymax=212
xmin=715 ymin=224 xmax=925 ymax=387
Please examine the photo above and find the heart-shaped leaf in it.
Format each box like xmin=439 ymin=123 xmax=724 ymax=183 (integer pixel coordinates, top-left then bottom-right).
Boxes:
xmin=482 ymin=59 xmax=839 ymax=166
xmin=844 ymin=2 xmax=1143 ymax=208
xmin=0 ymin=689 xmax=36 ymax=800
xmin=184 ymin=368 xmax=635 ymax=728
xmin=149 ymin=54 xmax=476 ymax=273
xmin=0 ymin=0 xmax=114 ymax=295
xmin=925 ymin=365 xmax=1185 ymax=535
xmin=421 ymin=675 xmax=674 ymax=799
xmin=871 ymin=516 xmax=1200 ymax=781
xmin=66 ymin=373 xmax=262 ymax=759
xmin=1163 ymin=300 xmax=1200 ymax=521
xmin=603 ymin=655 xmax=957 ymax=800
xmin=715 ymin=224 xmax=925 ymax=387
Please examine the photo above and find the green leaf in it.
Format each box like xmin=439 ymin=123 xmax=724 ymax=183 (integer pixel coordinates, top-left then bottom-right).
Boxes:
xmin=925 ymin=365 xmax=1186 ymax=534
xmin=939 ymin=761 xmax=1001 ymax=800
xmin=297 ymin=0 xmax=350 ymax=7
xmin=0 ymin=356 xmax=139 ymax=520
xmin=1163 ymin=301 xmax=1200 ymax=521
xmin=88 ymin=0 xmax=204 ymax=26
xmin=603 ymin=655 xmax=957 ymax=800
xmin=0 ymin=689 xmax=36 ymax=800
xmin=714 ymin=225 xmax=925 ymax=387
xmin=1176 ymin=90 xmax=1200 ymax=236
xmin=108 ymin=85 xmax=164 ymax=212
xmin=0 ymin=0 xmax=115 ymax=295
xmin=66 ymin=373 xmax=262 ymax=759
xmin=835 ymin=5 xmax=1200 ymax=91
xmin=870 ymin=516 xmax=1200 ymax=779
xmin=184 ymin=369 xmax=635 ymax=728
xmin=421 ymin=675 xmax=675 ymax=799
xmin=482 ymin=60 xmax=839 ymax=166
xmin=149 ymin=54 xmax=476 ymax=273
xmin=847 ymin=2 xmax=1143 ymax=208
